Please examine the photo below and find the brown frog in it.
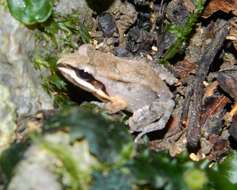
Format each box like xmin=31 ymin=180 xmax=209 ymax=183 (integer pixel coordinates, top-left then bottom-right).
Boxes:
xmin=57 ymin=44 xmax=175 ymax=141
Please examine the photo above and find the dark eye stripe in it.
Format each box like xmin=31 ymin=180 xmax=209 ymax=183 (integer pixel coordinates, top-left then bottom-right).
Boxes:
xmin=59 ymin=64 xmax=108 ymax=94
xmin=76 ymin=69 xmax=108 ymax=94
xmin=76 ymin=69 xmax=95 ymax=82
xmin=60 ymin=64 xmax=95 ymax=82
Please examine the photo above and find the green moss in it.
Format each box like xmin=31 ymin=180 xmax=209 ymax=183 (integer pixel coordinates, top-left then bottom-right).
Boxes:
xmin=32 ymin=11 xmax=91 ymax=106
xmin=160 ymin=0 xmax=206 ymax=64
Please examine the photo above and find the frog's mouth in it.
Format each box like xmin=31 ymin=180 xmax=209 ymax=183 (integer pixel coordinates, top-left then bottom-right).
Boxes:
xmin=57 ymin=64 xmax=112 ymax=102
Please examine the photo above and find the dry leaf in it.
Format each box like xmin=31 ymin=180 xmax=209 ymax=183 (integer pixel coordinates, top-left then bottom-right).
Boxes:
xmin=203 ymin=80 xmax=219 ymax=98
xmin=200 ymin=96 xmax=229 ymax=126
xmin=217 ymin=69 xmax=237 ymax=101
xmin=202 ymin=0 xmax=237 ymax=18
xmin=227 ymin=17 xmax=237 ymax=51
xmin=173 ymin=59 xmax=197 ymax=79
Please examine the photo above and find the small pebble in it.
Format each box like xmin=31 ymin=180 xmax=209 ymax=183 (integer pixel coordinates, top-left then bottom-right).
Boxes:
xmin=98 ymin=13 xmax=117 ymax=38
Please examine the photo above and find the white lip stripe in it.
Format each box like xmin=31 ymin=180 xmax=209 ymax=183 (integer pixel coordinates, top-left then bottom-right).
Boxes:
xmin=58 ymin=67 xmax=111 ymax=101
xmin=58 ymin=67 xmax=96 ymax=91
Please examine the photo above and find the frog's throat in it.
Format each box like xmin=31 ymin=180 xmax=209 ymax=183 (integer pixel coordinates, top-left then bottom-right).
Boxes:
xmin=58 ymin=66 xmax=112 ymax=102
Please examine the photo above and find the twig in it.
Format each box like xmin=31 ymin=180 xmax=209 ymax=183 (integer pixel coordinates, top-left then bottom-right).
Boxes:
xmin=180 ymin=19 xmax=229 ymax=149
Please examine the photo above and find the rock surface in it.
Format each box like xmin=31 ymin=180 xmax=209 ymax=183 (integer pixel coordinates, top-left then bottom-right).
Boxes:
xmin=7 ymin=142 xmax=62 ymax=190
xmin=7 ymin=132 xmax=98 ymax=190
xmin=54 ymin=0 xmax=95 ymax=29
xmin=0 ymin=6 xmax=53 ymax=117
xmin=0 ymin=6 xmax=53 ymax=152
xmin=0 ymin=84 xmax=16 ymax=152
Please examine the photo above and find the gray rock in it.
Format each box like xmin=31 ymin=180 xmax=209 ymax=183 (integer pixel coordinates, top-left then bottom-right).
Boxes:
xmin=0 ymin=6 xmax=54 ymax=151
xmin=7 ymin=132 xmax=98 ymax=190
xmin=0 ymin=6 xmax=53 ymax=117
xmin=98 ymin=13 xmax=117 ymax=37
xmin=7 ymin=145 xmax=62 ymax=190
xmin=0 ymin=84 xmax=16 ymax=152
xmin=54 ymin=0 xmax=95 ymax=29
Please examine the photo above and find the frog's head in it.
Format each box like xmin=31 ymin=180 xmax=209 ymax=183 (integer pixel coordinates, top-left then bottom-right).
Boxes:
xmin=57 ymin=44 xmax=95 ymax=72
xmin=57 ymin=44 xmax=108 ymax=99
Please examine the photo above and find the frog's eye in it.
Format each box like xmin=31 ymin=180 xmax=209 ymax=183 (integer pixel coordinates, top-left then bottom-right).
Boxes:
xmin=75 ymin=69 xmax=95 ymax=82
xmin=75 ymin=69 xmax=107 ymax=93
xmin=58 ymin=64 xmax=108 ymax=97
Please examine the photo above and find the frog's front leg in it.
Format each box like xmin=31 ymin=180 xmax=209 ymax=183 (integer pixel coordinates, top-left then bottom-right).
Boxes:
xmin=128 ymin=98 xmax=175 ymax=142
xmin=92 ymin=95 xmax=128 ymax=114
xmin=105 ymin=96 xmax=128 ymax=113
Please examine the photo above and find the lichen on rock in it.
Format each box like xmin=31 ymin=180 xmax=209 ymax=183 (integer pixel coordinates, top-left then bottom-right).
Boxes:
xmin=0 ymin=84 xmax=16 ymax=153
xmin=54 ymin=0 xmax=95 ymax=29
xmin=0 ymin=6 xmax=53 ymax=117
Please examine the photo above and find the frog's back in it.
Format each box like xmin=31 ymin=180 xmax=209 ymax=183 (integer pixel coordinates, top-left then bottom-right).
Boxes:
xmin=92 ymin=50 xmax=171 ymax=97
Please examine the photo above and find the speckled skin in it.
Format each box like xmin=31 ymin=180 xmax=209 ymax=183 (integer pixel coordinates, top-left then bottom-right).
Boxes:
xmin=57 ymin=44 xmax=175 ymax=138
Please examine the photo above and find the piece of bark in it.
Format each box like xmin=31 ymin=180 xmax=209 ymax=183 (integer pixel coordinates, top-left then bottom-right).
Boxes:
xmin=227 ymin=18 xmax=237 ymax=51
xmin=173 ymin=59 xmax=197 ymax=79
xmin=203 ymin=81 xmax=219 ymax=98
xmin=202 ymin=0 xmax=237 ymax=18
xmin=126 ymin=27 xmax=156 ymax=54
xmin=217 ymin=69 xmax=237 ymax=101
xmin=229 ymin=114 xmax=237 ymax=141
xmin=181 ymin=19 xmax=229 ymax=149
xmin=200 ymin=96 xmax=229 ymax=127
xmin=207 ymin=135 xmax=230 ymax=161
